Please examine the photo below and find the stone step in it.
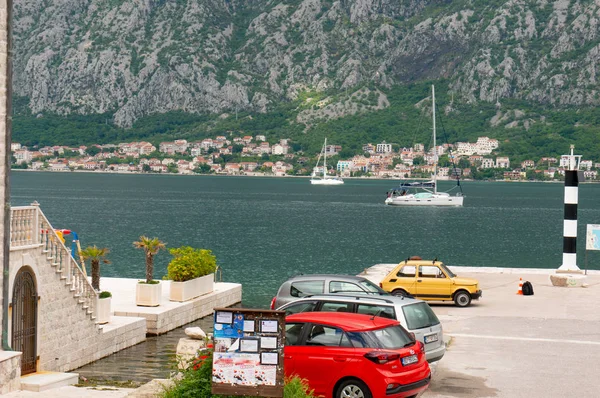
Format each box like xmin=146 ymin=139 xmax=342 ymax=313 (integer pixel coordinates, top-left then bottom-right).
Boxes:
xmin=20 ymin=371 xmax=79 ymax=392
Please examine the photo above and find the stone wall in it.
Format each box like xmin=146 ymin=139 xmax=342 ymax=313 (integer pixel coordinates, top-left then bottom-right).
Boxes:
xmin=0 ymin=351 xmax=21 ymax=394
xmin=0 ymin=0 xmax=9 ymax=351
xmin=8 ymin=247 xmax=149 ymax=374
xmin=9 ymin=250 xmax=103 ymax=372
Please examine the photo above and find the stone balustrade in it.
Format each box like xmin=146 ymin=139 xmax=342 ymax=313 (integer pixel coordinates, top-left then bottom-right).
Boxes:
xmin=10 ymin=204 xmax=97 ymax=318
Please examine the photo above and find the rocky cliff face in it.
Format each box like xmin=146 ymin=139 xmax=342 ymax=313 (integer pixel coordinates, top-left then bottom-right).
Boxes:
xmin=13 ymin=0 xmax=600 ymax=127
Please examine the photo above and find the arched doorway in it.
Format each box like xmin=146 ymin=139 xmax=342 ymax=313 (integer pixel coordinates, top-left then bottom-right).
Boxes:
xmin=12 ymin=267 xmax=38 ymax=375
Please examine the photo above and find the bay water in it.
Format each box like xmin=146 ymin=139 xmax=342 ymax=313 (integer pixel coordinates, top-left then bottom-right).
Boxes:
xmin=11 ymin=172 xmax=600 ymax=382
xmin=11 ymin=171 xmax=600 ymax=308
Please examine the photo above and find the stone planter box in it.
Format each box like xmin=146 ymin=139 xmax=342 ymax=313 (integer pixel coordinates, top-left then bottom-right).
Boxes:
xmin=136 ymin=282 xmax=162 ymax=307
xmin=170 ymin=273 xmax=214 ymax=302
xmin=96 ymin=296 xmax=112 ymax=324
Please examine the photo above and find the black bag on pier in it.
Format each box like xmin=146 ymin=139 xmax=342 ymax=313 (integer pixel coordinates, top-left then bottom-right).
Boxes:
xmin=522 ymin=281 xmax=534 ymax=296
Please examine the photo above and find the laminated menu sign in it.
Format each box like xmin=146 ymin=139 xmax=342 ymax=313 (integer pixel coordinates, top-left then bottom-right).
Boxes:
xmin=212 ymin=353 xmax=235 ymax=384
xmin=255 ymin=365 xmax=277 ymax=386
xmin=212 ymin=308 xmax=285 ymax=397
xmin=232 ymin=354 xmax=260 ymax=386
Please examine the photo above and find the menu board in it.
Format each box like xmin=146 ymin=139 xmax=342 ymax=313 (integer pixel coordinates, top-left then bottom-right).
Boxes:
xmin=211 ymin=308 xmax=285 ymax=397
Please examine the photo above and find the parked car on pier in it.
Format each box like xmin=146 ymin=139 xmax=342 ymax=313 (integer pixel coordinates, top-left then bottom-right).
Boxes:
xmin=278 ymin=294 xmax=445 ymax=362
xmin=284 ymin=312 xmax=431 ymax=398
xmin=270 ymin=274 xmax=388 ymax=309
xmin=379 ymin=256 xmax=482 ymax=307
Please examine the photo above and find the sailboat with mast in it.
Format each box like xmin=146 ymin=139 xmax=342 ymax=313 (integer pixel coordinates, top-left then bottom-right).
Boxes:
xmin=384 ymin=85 xmax=464 ymax=206
xmin=310 ymin=138 xmax=344 ymax=185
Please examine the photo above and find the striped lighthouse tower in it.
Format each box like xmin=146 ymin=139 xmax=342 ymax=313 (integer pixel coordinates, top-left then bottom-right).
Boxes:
xmin=558 ymin=145 xmax=582 ymax=272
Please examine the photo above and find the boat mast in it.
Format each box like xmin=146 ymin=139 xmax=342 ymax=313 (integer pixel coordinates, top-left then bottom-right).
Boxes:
xmin=323 ymin=138 xmax=327 ymax=179
xmin=432 ymin=85 xmax=437 ymax=194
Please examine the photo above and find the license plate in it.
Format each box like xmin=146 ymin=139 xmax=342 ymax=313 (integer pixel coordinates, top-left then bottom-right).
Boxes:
xmin=424 ymin=334 xmax=438 ymax=344
xmin=401 ymin=354 xmax=418 ymax=366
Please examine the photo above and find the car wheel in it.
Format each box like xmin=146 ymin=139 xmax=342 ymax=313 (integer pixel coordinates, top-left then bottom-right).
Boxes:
xmin=392 ymin=289 xmax=409 ymax=297
xmin=336 ymin=379 xmax=372 ymax=398
xmin=454 ymin=291 xmax=471 ymax=307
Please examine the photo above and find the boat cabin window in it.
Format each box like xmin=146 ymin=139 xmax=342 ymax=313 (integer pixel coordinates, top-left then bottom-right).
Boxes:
xmin=396 ymin=265 xmax=416 ymax=277
xmin=419 ymin=266 xmax=445 ymax=278
xmin=290 ymin=281 xmax=324 ymax=297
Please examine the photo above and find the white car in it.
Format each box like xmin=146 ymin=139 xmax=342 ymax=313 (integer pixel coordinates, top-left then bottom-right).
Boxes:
xmin=277 ymin=294 xmax=446 ymax=363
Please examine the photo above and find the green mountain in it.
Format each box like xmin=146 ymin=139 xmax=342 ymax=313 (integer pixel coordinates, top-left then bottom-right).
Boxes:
xmin=11 ymin=0 xmax=600 ymax=161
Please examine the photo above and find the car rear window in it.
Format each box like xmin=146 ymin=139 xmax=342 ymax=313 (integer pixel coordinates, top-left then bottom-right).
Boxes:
xmin=290 ymin=281 xmax=324 ymax=297
xmin=358 ymin=279 xmax=388 ymax=294
xmin=356 ymin=304 xmax=396 ymax=319
xmin=329 ymin=281 xmax=364 ymax=294
xmin=320 ymin=301 xmax=353 ymax=313
xmin=402 ymin=302 xmax=440 ymax=330
xmin=281 ymin=301 xmax=318 ymax=315
xmin=306 ymin=325 xmax=352 ymax=347
xmin=352 ymin=325 xmax=414 ymax=349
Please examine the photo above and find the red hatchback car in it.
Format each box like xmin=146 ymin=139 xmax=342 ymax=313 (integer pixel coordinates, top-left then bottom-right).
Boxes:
xmin=284 ymin=312 xmax=431 ymax=398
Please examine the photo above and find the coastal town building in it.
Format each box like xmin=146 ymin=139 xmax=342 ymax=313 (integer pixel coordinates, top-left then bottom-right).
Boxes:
xmin=159 ymin=139 xmax=189 ymax=155
xmin=9 ymin=132 xmax=600 ymax=181
xmin=376 ymin=142 xmax=392 ymax=154
xmin=362 ymin=143 xmax=376 ymax=154
xmin=540 ymin=157 xmax=558 ymax=165
xmin=496 ymin=157 xmax=510 ymax=168
xmin=579 ymin=160 xmax=593 ymax=170
xmin=455 ymin=137 xmax=499 ymax=156
xmin=272 ymin=143 xmax=288 ymax=155
xmin=521 ymin=160 xmax=535 ymax=169
xmin=13 ymin=150 xmax=31 ymax=164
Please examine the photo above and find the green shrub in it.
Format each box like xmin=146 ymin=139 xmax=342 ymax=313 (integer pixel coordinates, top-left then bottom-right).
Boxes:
xmin=166 ymin=247 xmax=218 ymax=282
xmin=99 ymin=291 xmax=112 ymax=299
xmin=162 ymin=351 xmax=316 ymax=398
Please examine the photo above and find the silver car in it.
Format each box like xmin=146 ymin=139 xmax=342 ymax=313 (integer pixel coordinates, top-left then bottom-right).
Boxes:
xmin=270 ymin=274 xmax=388 ymax=310
xmin=276 ymin=294 xmax=446 ymax=363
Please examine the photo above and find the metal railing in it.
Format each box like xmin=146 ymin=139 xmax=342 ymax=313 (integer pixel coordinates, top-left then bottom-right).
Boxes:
xmin=10 ymin=204 xmax=97 ymax=318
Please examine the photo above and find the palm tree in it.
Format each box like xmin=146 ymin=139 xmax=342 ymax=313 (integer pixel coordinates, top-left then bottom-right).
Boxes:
xmin=80 ymin=246 xmax=110 ymax=291
xmin=133 ymin=236 xmax=166 ymax=283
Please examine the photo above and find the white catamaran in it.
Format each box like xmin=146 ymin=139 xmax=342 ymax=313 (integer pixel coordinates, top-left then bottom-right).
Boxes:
xmin=385 ymin=85 xmax=464 ymax=206
xmin=310 ymin=138 xmax=344 ymax=185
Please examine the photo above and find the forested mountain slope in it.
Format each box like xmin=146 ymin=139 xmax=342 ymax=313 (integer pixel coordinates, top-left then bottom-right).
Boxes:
xmin=12 ymin=0 xmax=600 ymax=159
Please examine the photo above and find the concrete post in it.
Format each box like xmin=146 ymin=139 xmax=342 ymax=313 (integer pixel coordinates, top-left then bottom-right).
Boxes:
xmin=552 ymin=145 xmax=587 ymax=287
xmin=0 ymin=0 xmax=12 ymax=350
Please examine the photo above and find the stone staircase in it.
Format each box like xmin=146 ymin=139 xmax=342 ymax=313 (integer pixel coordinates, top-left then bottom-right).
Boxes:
xmin=32 ymin=206 xmax=99 ymax=327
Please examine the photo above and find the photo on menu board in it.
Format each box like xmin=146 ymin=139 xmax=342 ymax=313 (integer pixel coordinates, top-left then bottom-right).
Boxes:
xmin=214 ymin=313 xmax=245 ymax=338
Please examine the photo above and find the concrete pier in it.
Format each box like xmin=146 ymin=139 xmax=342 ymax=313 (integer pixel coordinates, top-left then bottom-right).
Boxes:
xmin=363 ymin=264 xmax=600 ymax=398
xmin=102 ymin=277 xmax=242 ymax=336
xmin=0 ymin=278 xmax=241 ymax=395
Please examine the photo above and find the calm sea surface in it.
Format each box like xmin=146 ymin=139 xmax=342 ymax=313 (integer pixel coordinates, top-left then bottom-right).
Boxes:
xmin=10 ymin=172 xmax=600 ymax=382
xmin=11 ymin=171 xmax=600 ymax=308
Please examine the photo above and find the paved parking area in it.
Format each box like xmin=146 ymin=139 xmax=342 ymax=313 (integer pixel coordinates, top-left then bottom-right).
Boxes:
xmin=6 ymin=267 xmax=600 ymax=397
xmin=419 ymin=270 xmax=600 ymax=398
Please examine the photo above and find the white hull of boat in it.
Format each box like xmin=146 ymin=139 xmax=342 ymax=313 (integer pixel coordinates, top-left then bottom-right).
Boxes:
xmin=385 ymin=193 xmax=464 ymax=206
xmin=310 ymin=178 xmax=344 ymax=185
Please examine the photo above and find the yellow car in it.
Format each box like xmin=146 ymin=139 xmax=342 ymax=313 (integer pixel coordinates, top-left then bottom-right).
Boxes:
xmin=379 ymin=257 xmax=482 ymax=307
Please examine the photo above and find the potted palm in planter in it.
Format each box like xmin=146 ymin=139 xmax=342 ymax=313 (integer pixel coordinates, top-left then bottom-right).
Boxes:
xmin=81 ymin=245 xmax=111 ymax=324
xmin=134 ymin=236 xmax=166 ymax=307
xmin=167 ymin=246 xmax=217 ymax=302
